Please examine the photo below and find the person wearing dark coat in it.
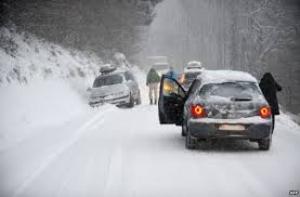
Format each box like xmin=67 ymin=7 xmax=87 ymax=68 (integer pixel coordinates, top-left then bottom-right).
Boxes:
xmin=259 ymin=73 xmax=282 ymax=132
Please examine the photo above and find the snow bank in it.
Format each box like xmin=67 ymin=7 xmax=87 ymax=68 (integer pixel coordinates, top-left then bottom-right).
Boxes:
xmin=0 ymin=25 xmax=149 ymax=101
xmin=0 ymin=26 xmax=101 ymax=85
xmin=0 ymin=26 xmax=107 ymax=150
xmin=277 ymin=113 xmax=300 ymax=132
xmin=0 ymin=79 xmax=93 ymax=151
xmin=0 ymin=66 xmax=147 ymax=151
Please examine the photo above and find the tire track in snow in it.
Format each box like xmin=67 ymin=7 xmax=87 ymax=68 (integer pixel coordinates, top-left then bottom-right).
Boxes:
xmin=13 ymin=106 xmax=115 ymax=197
xmin=101 ymin=107 xmax=138 ymax=197
xmin=103 ymin=146 xmax=124 ymax=197
xmin=101 ymin=105 xmax=151 ymax=197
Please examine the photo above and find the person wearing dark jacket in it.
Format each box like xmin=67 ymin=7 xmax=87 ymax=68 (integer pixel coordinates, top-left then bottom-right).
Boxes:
xmin=146 ymin=68 xmax=161 ymax=105
xmin=259 ymin=73 xmax=282 ymax=132
xmin=165 ymin=66 xmax=178 ymax=80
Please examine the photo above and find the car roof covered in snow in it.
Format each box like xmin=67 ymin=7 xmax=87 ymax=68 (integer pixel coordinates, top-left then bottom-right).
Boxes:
xmin=198 ymin=70 xmax=258 ymax=85
xmin=184 ymin=61 xmax=204 ymax=73
xmin=184 ymin=67 xmax=204 ymax=73
xmin=186 ymin=61 xmax=202 ymax=67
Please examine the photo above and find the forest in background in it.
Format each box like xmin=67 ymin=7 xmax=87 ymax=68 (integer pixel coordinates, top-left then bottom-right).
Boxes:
xmin=143 ymin=0 xmax=300 ymax=114
xmin=1 ymin=0 xmax=162 ymax=62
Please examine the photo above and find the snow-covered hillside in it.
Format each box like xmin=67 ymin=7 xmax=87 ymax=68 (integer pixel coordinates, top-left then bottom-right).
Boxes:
xmin=0 ymin=27 xmax=147 ymax=152
xmin=0 ymin=26 xmax=101 ymax=85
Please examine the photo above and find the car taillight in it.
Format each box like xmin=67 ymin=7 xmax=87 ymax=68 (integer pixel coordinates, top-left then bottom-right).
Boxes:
xmin=259 ymin=106 xmax=272 ymax=119
xmin=191 ymin=104 xmax=206 ymax=118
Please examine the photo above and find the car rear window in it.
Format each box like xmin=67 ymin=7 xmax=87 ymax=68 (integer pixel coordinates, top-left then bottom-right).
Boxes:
xmin=199 ymin=81 xmax=261 ymax=99
xmin=93 ymin=74 xmax=123 ymax=87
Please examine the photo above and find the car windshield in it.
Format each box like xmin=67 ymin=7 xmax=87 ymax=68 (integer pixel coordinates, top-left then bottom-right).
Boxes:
xmin=199 ymin=81 xmax=261 ymax=99
xmin=93 ymin=74 xmax=123 ymax=87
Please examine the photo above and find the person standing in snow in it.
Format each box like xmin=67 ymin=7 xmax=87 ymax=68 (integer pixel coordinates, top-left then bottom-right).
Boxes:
xmin=146 ymin=67 xmax=161 ymax=105
xmin=259 ymin=72 xmax=282 ymax=132
xmin=165 ymin=66 xmax=178 ymax=80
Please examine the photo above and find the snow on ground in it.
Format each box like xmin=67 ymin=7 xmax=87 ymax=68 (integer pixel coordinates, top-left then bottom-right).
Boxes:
xmin=0 ymin=79 xmax=92 ymax=151
xmin=0 ymin=69 xmax=300 ymax=197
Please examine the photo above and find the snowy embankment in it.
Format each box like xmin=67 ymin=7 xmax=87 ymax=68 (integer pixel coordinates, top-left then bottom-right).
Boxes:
xmin=0 ymin=79 xmax=91 ymax=151
xmin=0 ymin=26 xmax=147 ymax=152
xmin=0 ymin=27 xmax=100 ymax=85
xmin=0 ymin=26 xmax=98 ymax=150
xmin=0 ymin=70 xmax=147 ymax=152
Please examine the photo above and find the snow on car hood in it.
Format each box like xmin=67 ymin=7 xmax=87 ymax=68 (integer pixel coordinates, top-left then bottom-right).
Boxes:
xmin=90 ymin=83 xmax=129 ymax=97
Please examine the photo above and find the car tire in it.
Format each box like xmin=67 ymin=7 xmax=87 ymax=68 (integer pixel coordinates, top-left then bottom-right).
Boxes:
xmin=185 ymin=129 xmax=196 ymax=149
xmin=159 ymin=110 xmax=165 ymax=123
xmin=181 ymin=119 xmax=187 ymax=137
xmin=258 ymin=136 xmax=272 ymax=150
xmin=127 ymin=93 xmax=134 ymax=108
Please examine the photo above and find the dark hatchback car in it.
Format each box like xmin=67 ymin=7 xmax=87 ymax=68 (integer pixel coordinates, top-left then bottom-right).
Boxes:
xmin=158 ymin=70 xmax=273 ymax=150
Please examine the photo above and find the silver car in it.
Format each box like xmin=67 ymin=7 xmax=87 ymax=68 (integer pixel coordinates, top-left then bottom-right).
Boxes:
xmin=158 ymin=70 xmax=273 ymax=150
xmin=89 ymin=69 xmax=141 ymax=107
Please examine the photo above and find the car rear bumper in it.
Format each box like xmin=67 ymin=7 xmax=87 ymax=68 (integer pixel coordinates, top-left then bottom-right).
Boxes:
xmin=188 ymin=117 xmax=272 ymax=140
xmin=89 ymin=95 xmax=130 ymax=107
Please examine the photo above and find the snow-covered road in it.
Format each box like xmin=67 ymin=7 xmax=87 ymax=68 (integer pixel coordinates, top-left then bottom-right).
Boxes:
xmin=1 ymin=101 xmax=300 ymax=197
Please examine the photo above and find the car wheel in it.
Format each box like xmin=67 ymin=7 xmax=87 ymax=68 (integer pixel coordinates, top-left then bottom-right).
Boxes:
xmin=185 ymin=129 xmax=196 ymax=149
xmin=181 ymin=119 xmax=187 ymax=137
xmin=127 ymin=93 xmax=134 ymax=108
xmin=159 ymin=110 xmax=165 ymax=123
xmin=258 ymin=136 xmax=272 ymax=150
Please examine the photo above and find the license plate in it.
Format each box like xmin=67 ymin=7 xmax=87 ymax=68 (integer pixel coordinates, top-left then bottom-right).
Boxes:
xmin=219 ymin=124 xmax=245 ymax=131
